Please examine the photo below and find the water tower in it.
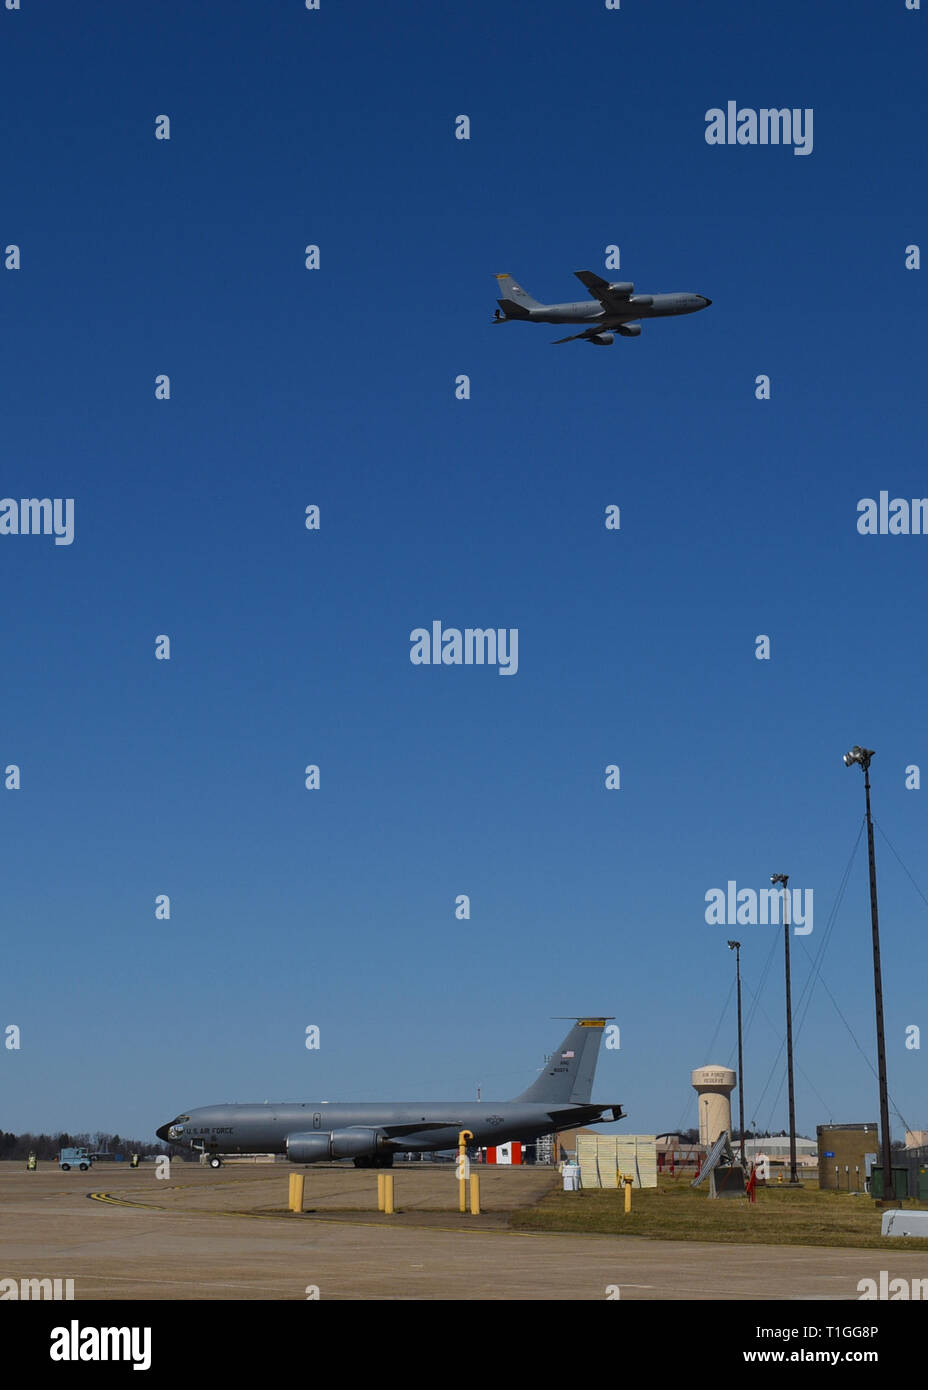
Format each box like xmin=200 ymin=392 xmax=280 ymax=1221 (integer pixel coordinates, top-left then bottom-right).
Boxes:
xmin=691 ymin=1065 xmax=736 ymax=1146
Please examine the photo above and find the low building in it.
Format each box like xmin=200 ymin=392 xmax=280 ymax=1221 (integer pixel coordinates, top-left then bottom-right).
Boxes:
xmin=743 ymin=1136 xmax=817 ymax=1167
xmin=817 ymin=1122 xmax=879 ymax=1191
xmin=655 ymin=1134 xmax=705 ymax=1173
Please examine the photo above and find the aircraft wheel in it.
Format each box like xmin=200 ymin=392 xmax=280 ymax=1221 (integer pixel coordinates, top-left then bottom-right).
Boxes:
xmin=208 ymin=1156 xmax=222 ymax=1169
xmin=353 ymin=1156 xmax=371 ymax=1169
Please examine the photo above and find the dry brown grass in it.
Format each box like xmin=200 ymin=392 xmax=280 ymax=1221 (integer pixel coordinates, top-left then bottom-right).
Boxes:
xmin=509 ymin=1173 xmax=928 ymax=1250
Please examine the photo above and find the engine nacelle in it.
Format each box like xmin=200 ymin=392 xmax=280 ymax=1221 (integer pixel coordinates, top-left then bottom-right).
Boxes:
xmin=589 ymin=332 xmax=614 ymax=345
xmin=285 ymin=1127 xmax=386 ymax=1163
xmin=330 ymin=1127 xmax=385 ymax=1159
xmin=286 ymin=1132 xmax=332 ymax=1163
xmin=608 ymin=281 xmax=634 ymax=296
xmin=617 ymin=323 xmax=641 ymax=337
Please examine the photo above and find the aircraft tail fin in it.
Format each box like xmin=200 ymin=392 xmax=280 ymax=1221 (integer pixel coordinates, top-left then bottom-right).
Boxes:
xmin=512 ymin=1018 xmax=607 ymax=1105
xmin=495 ymin=273 xmax=540 ymax=316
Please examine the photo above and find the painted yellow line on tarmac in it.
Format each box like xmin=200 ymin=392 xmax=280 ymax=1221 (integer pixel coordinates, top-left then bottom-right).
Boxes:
xmin=89 ymin=1192 xmax=166 ymax=1210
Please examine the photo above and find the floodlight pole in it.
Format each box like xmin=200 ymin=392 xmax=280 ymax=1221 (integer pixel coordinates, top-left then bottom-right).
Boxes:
xmin=846 ymin=748 xmax=896 ymax=1204
xmin=728 ymin=940 xmax=745 ymax=1167
xmin=772 ymin=874 xmax=800 ymax=1185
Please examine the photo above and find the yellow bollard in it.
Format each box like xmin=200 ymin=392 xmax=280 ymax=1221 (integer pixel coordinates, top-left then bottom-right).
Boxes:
xmin=620 ymin=1173 xmax=632 ymax=1213
xmin=383 ymin=1173 xmax=394 ymax=1214
xmin=377 ymin=1172 xmax=385 ymax=1211
xmin=469 ymin=1172 xmax=480 ymax=1215
xmin=455 ymin=1134 xmax=472 ymax=1212
xmin=289 ymin=1173 xmax=305 ymax=1212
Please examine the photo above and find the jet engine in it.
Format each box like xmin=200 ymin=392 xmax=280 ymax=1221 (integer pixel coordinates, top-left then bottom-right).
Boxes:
xmin=330 ymin=1127 xmax=386 ymax=1158
xmin=617 ymin=323 xmax=641 ymax=337
xmin=589 ymin=332 xmax=614 ymax=345
xmin=608 ymin=281 xmax=634 ymax=295
xmin=629 ymin=295 xmax=653 ymax=307
xmin=286 ymin=1127 xmax=387 ymax=1163
xmin=286 ymin=1133 xmax=331 ymax=1163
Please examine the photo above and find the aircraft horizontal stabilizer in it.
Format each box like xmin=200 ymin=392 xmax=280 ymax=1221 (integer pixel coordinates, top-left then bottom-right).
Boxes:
xmin=497 ymin=297 xmax=532 ymax=320
xmin=585 ymin=1104 xmax=626 ymax=1124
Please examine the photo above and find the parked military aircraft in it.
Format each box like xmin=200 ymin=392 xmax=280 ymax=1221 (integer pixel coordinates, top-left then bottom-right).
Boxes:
xmin=156 ymin=1018 xmax=623 ymax=1168
xmin=494 ymin=270 xmax=711 ymax=344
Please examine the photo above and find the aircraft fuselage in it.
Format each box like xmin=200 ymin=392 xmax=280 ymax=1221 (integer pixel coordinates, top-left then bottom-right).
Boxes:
xmin=527 ymin=292 xmax=709 ymax=326
xmin=157 ymin=1099 xmax=616 ymax=1158
xmin=156 ymin=1017 xmax=623 ymax=1166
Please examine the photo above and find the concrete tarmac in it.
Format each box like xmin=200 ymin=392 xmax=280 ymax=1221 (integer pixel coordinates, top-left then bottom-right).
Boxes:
xmin=3 ymin=1162 xmax=926 ymax=1301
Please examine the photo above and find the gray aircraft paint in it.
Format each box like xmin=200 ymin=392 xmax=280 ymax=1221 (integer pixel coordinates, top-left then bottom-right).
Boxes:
xmin=494 ymin=270 xmax=710 ymax=344
xmin=156 ymin=1018 xmax=624 ymax=1166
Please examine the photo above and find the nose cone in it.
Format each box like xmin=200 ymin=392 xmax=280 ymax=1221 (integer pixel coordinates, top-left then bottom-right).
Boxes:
xmin=157 ymin=1114 xmax=191 ymax=1143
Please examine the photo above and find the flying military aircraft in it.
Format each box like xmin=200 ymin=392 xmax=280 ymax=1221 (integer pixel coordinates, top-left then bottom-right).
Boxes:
xmin=493 ymin=270 xmax=711 ymax=344
xmin=156 ymin=1018 xmax=623 ymax=1168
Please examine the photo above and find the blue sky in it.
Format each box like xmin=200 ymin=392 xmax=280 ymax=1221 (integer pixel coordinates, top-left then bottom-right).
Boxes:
xmin=1 ymin=0 xmax=926 ymax=1145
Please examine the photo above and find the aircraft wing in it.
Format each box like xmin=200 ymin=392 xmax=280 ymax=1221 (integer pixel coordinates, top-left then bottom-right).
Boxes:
xmin=574 ymin=270 xmax=634 ymax=308
xmin=552 ymin=327 xmax=607 ymax=344
xmin=378 ymin=1120 xmax=463 ymax=1138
